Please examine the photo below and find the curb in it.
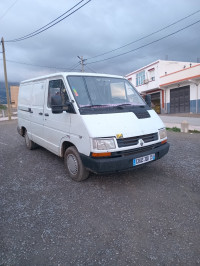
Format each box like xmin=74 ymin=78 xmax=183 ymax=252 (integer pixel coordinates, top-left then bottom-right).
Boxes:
xmin=164 ymin=122 xmax=200 ymax=131
xmin=0 ymin=117 xmax=18 ymax=122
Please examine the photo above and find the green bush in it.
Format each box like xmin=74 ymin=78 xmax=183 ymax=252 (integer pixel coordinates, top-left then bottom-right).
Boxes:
xmin=0 ymin=104 xmax=7 ymax=110
xmin=189 ymin=130 xmax=200 ymax=134
xmin=166 ymin=127 xmax=200 ymax=133
xmin=166 ymin=127 xmax=181 ymax=132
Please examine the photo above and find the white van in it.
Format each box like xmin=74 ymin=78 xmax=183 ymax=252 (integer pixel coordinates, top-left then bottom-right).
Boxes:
xmin=17 ymin=72 xmax=169 ymax=181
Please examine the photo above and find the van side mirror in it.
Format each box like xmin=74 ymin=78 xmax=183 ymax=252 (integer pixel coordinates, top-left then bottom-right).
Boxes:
xmin=63 ymin=101 xmax=76 ymax=114
xmin=51 ymin=95 xmax=63 ymax=114
xmin=145 ymin=94 xmax=151 ymax=107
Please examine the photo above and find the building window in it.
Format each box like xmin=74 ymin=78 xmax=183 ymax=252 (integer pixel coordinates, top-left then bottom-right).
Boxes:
xmin=148 ymin=68 xmax=155 ymax=81
xmin=136 ymin=71 xmax=145 ymax=86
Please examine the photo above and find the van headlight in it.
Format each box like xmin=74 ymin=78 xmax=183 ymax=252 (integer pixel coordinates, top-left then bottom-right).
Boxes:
xmin=92 ymin=138 xmax=116 ymax=150
xmin=159 ymin=128 xmax=167 ymax=139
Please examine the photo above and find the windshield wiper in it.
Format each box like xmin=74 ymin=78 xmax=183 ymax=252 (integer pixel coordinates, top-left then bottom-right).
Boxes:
xmin=80 ymin=104 xmax=145 ymax=109
xmin=116 ymin=104 xmax=146 ymax=109
xmin=116 ymin=103 xmax=133 ymax=109
xmin=80 ymin=104 xmax=110 ymax=108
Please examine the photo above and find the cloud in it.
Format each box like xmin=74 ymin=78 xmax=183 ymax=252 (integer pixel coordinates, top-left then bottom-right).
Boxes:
xmin=0 ymin=0 xmax=199 ymax=82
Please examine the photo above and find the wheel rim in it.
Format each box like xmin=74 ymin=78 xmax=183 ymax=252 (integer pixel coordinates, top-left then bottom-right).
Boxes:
xmin=67 ymin=154 xmax=78 ymax=175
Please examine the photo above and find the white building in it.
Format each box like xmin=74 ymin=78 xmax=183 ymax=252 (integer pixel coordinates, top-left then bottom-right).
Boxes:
xmin=125 ymin=60 xmax=200 ymax=114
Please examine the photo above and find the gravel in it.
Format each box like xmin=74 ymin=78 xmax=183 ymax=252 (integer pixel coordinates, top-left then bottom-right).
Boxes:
xmin=0 ymin=120 xmax=200 ymax=265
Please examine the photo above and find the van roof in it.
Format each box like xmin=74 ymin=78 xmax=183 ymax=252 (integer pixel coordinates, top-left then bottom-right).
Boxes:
xmin=21 ymin=72 xmax=124 ymax=84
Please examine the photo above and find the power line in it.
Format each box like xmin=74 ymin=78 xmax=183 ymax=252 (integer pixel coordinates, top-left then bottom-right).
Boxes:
xmin=0 ymin=58 xmax=66 ymax=69
xmin=5 ymin=0 xmax=91 ymax=42
xmin=0 ymin=58 xmax=80 ymax=71
xmin=70 ymin=62 xmax=81 ymax=71
xmin=0 ymin=0 xmax=19 ymax=21
xmin=87 ymin=9 xmax=200 ymax=61
xmin=85 ymin=65 xmax=96 ymax=73
xmin=5 ymin=0 xmax=84 ymax=42
xmin=86 ymin=19 xmax=200 ymax=65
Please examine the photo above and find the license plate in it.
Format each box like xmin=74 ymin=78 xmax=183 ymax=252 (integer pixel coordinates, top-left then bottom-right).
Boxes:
xmin=133 ymin=154 xmax=155 ymax=166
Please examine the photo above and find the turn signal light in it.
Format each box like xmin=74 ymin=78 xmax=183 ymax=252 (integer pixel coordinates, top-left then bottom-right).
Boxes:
xmin=161 ymin=139 xmax=167 ymax=144
xmin=91 ymin=152 xmax=111 ymax=157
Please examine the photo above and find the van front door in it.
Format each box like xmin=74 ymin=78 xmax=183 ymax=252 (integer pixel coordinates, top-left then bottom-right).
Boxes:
xmin=43 ymin=78 xmax=71 ymax=155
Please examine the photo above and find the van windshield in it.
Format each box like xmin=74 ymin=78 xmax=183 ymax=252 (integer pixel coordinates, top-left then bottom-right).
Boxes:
xmin=67 ymin=76 xmax=145 ymax=108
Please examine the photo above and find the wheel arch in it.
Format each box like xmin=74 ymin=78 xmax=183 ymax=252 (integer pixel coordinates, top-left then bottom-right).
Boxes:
xmin=17 ymin=126 xmax=26 ymax=137
xmin=21 ymin=126 xmax=26 ymax=136
xmin=61 ymin=140 xmax=75 ymax=157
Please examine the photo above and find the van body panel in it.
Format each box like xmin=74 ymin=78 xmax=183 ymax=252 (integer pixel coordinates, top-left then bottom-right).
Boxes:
xmin=81 ymin=110 xmax=164 ymax=139
xmin=18 ymin=83 xmax=32 ymax=139
xmin=67 ymin=114 xmax=91 ymax=156
xmin=18 ymin=72 xmax=169 ymax=176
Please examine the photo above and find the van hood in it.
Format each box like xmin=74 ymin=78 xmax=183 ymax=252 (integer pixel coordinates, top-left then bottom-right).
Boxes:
xmin=81 ymin=110 xmax=165 ymax=138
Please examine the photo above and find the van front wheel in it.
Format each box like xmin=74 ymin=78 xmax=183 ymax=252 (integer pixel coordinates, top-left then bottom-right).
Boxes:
xmin=64 ymin=146 xmax=89 ymax=182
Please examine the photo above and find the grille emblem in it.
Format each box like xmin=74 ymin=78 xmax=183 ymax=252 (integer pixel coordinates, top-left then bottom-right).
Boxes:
xmin=139 ymin=139 xmax=144 ymax=146
xmin=116 ymin=133 xmax=123 ymax=139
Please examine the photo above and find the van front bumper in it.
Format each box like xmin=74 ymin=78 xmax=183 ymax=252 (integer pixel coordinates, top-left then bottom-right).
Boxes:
xmin=80 ymin=142 xmax=169 ymax=174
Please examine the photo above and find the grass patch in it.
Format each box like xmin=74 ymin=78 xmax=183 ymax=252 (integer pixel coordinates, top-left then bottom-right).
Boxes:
xmin=189 ymin=129 xmax=200 ymax=134
xmin=0 ymin=104 xmax=7 ymax=110
xmin=166 ymin=127 xmax=181 ymax=132
xmin=166 ymin=127 xmax=200 ymax=133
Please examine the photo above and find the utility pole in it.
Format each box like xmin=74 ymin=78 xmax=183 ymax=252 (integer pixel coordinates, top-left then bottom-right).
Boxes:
xmin=1 ymin=37 xmax=11 ymax=121
xmin=77 ymin=56 xmax=86 ymax=72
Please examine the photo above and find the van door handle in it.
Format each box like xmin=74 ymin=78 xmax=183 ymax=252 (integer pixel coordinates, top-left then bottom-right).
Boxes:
xmin=39 ymin=112 xmax=43 ymax=115
xmin=44 ymin=113 xmax=49 ymax=117
xmin=28 ymin=108 xmax=33 ymax=113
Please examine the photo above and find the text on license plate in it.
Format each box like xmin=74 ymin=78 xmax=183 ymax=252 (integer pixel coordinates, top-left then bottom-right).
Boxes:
xmin=133 ymin=154 xmax=155 ymax=166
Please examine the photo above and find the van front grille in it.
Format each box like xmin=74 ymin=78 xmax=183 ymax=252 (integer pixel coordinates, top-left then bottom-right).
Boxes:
xmin=117 ymin=133 xmax=158 ymax=148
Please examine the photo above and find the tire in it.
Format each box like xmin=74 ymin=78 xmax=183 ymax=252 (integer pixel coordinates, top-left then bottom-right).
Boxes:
xmin=24 ymin=130 xmax=37 ymax=150
xmin=64 ymin=146 xmax=89 ymax=182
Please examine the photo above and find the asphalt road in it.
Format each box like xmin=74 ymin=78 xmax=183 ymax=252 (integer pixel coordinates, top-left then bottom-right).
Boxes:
xmin=0 ymin=121 xmax=200 ymax=266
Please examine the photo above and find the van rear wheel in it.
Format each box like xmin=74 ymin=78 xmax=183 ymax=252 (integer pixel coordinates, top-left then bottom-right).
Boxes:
xmin=64 ymin=146 xmax=89 ymax=182
xmin=24 ymin=130 xmax=37 ymax=150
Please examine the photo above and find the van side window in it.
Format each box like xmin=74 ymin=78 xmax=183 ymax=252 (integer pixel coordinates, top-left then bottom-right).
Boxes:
xmin=48 ymin=79 xmax=69 ymax=108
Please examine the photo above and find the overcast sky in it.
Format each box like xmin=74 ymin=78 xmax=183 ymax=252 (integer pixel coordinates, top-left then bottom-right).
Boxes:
xmin=0 ymin=0 xmax=199 ymax=83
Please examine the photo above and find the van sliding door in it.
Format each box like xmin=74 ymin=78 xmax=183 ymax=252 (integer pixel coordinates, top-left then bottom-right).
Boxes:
xmin=30 ymin=81 xmax=45 ymax=145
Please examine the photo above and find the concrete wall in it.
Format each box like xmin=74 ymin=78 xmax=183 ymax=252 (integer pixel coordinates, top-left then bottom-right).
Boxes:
xmin=160 ymin=63 xmax=200 ymax=87
xmin=164 ymin=82 xmax=200 ymax=114
xmin=190 ymin=83 xmax=200 ymax=113
xmin=159 ymin=61 xmax=199 ymax=78
xmin=10 ymin=86 xmax=19 ymax=108
xmin=126 ymin=60 xmax=200 ymax=114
